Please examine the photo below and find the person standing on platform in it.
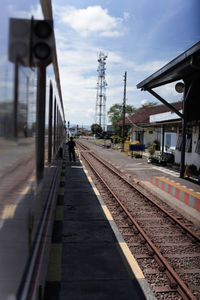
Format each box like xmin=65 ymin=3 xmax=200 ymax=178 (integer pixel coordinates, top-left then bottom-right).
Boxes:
xmin=67 ymin=137 xmax=76 ymax=162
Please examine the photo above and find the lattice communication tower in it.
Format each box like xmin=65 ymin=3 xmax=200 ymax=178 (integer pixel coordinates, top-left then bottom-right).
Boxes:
xmin=95 ymin=52 xmax=107 ymax=130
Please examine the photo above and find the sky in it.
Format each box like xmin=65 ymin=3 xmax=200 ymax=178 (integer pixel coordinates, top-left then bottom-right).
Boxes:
xmin=1 ymin=0 xmax=200 ymax=127
xmin=51 ymin=0 xmax=199 ymax=126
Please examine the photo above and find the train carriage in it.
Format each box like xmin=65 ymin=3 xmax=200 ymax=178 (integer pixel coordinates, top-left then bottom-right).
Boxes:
xmin=0 ymin=0 xmax=65 ymax=298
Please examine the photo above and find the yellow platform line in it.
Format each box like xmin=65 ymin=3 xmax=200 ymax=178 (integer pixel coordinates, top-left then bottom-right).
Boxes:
xmin=81 ymin=160 xmax=145 ymax=281
xmin=20 ymin=185 xmax=31 ymax=195
xmin=88 ymin=176 xmax=93 ymax=183
xmin=92 ymin=186 xmax=100 ymax=196
xmin=101 ymin=205 xmax=113 ymax=220
xmin=46 ymin=244 xmax=62 ymax=281
xmin=29 ymin=175 xmax=35 ymax=182
xmin=119 ymin=242 xmax=144 ymax=279
xmin=156 ymin=176 xmax=200 ymax=198
xmin=0 ymin=205 xmax=17 ymax=219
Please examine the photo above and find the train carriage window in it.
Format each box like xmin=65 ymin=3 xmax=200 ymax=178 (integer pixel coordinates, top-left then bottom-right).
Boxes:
xmin=48 ymin=81 xmax=53 ymax=163
xmin=56 ymin=104 xmax=59 ymax=152
xmin=44 ymin=81 xmax=50 ymax=165
xmin=53 ymin=97 xmax=57 ymax=156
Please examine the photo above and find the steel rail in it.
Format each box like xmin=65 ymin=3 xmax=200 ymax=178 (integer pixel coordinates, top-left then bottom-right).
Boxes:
xmin=79 ymin=147 xmax=197 ymax=300
xmin=77 ymin=141 xmax=200 ymax=243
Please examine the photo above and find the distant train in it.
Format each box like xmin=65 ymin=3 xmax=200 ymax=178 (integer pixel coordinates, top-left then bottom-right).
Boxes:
xmin=0 ymin=0 xmax=65 ymax=299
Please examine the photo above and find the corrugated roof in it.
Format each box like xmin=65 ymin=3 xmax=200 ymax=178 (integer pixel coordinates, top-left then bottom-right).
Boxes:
xmin=123 ymin=101 xmax=182 ymax=125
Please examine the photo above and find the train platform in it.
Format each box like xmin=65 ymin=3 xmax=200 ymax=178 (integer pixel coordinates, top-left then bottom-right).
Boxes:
xmin=43 ymin=148 xmax=155 ymax=300
xmin=82 ymin=139 xmax=200 ymax=226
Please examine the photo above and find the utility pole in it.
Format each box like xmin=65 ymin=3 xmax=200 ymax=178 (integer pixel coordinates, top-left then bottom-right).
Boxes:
xmin=121 ymin=71 xmax=127 ymax=152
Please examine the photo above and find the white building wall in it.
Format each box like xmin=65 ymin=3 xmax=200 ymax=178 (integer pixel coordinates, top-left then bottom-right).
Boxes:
xmin=150 ymin=110 xmax=182 ymax=122
xmin=175 ymin=126 xmax=200 ymax=170
xmin=130 ymin=128 xmax=137 ymax=142
xmin=130 ymin=128 xmax=134 ymax=142
xmin=130 ymin=127 xmax=159 ymax=147
xmin=143 ymin=130 xmax=158 ymax=147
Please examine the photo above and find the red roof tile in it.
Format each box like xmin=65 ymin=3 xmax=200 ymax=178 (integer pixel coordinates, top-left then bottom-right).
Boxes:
xmin=123 ymin=101 xmax=182 ymax=125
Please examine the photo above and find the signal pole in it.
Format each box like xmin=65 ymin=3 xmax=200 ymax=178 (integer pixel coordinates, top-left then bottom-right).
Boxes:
xmin=36 ymin=66 xmax=46 ymax=182
xmin=13 ymin=62 xmax=19 ymax=138
xmin=121 ymin=72 xmax=127 ymax=152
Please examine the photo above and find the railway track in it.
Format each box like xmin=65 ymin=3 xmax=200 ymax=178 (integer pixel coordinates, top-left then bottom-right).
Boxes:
xmin=76 ymin=140 xmax=200 ymax=300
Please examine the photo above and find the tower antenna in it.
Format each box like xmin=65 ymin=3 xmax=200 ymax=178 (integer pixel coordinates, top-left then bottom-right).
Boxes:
xmin=95 ymin=52 xmax=107 ymax=130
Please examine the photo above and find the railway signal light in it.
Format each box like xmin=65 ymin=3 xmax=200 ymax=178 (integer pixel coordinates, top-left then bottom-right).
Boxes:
xmin=32 ymin=19 xmax=54 ymax=67
xmin=8 ymin=18 xmax=54 ymax=67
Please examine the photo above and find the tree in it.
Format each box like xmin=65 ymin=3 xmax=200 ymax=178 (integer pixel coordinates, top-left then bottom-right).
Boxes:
xmin=137 ymin=101 xmax=157 ymax=111
xmin=107 ymin=104 xmax=136 ymax=135
xmin=91 ymin=123 xmax=103 ymax=135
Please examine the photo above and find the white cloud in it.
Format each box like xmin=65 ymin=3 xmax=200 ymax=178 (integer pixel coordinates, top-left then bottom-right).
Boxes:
xmin=155 ymin=82 xmax=183 ymax=101
xmin=54 ymin=5 xmax=125 ymax=38
xmin=59 ymin=50 xmax=172 ymax=123
xmin=29 ymin=4 xmax=43 ymax=19
xmin=53 ymin=28 xmax=104 ymax=124
xmin=141 ymin=99 xmax=148 ymax=105
xmin=54 ymin=27 xmax=129 ymax=123
xmin=126 ymin=59 xmax=168 ymax=74
xmin=123 ymin=12 xmax=130 ymax=20
xmin=52 ymin=4 xmax=181 ymax=125
xmin=57 ymin=38 xmax=179 ymax=123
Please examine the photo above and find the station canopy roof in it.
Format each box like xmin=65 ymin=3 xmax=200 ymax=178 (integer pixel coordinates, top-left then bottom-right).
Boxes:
xmin=137 ymin=41 xmax=200 ymax=90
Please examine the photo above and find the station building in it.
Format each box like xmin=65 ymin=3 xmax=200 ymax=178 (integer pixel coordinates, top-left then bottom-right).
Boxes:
xmin=136 ymin=41 xmax=200 ymax=178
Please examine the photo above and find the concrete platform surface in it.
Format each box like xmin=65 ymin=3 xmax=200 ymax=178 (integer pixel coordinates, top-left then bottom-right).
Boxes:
xmin=44 ymin=149 xmax=155 ymax=300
